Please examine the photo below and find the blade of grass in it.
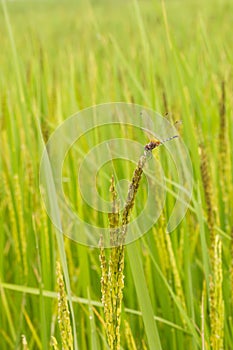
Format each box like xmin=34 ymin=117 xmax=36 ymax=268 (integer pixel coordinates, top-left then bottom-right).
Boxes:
xmin=87 ymin=288 xmax=100 ymax=350
xmin=194 ymin=185 xmax=210 ymax=292
xmin=0 ymin=284 xmax=16 ymax=341
xmin=23 ymin=309 xmax=42 ymax=350
xmin=0 ymin=282 xmax=189 ymax=334
xmin=127 ymin=240 xmax=162 ymax=350
xmin=37 ymin=121 xmax=78 ymax=350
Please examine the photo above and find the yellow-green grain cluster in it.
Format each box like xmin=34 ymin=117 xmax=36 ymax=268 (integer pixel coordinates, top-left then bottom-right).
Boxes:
xmin=200 ymin=144 xmax=225 ymax=349
xmin=108 ymin=175 xmax=121 ymax=247
xmin=121 ymin=154 xmax=147 ymax=243
xmin=209 ymin=235 xmax=224 ymax=350
xmin=50 ymin=336 xmax=59 ymax=350
xmin=56 ymin=261 xmax=73 ymax=350
xmin=99 ymin=177 xmax=125 ymax=350
xmin=100 ymin=242 xmax=125 ymax=350
xmin=200 ymin=143 xmax=217 ymax=266
xmin=100 ymin=154 xmax=147 ymax=349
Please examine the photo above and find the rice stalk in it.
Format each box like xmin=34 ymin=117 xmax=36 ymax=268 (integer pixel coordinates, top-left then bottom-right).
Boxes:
xmin=99 ymin=135 xmax=179 ymax=348
xmin=199 ymin=143 xmax=217 ymax=268
xmin=21 ymin=334 xmax=29 ymax=350
xmin=165 ymin=232 xmax=187 ymax=319
xmin=120 ymin=154 xmax=147 ymax=244
xmin=100 ymin=154 xmax=147 ymax=349
xmin=2 ymin=173 xmax=21 ymax=269
xmin=201 ymin=281 xmax=208 ymax=350
xmin=14 ymin=174 xmax=28 ymax=281
xmin=124 ymin=319 xmax=137 ymax=350
xmin=141 ymin=339 xmax=148 ymax=350
xmin=209 ymin=235 xmax=224 ymax=350
xmin=200 ymin=144 xmax=224 ymax=348
xmin=162 ymin=90 xmax=169 ymax=115
xmin=56 ymin=260 xmax=73 ymax=350
xmin=153 ymin=224 xmax=170 ymax=278
xmin=50 ymin=336 xmax=59 ymax=350
xmin=99 ymin=176 xmax=124 ymax=350
xmin=218 ymin=80 xmax=231 ymax=228
xmin=40 ymin=207 xmax=51 ymax=286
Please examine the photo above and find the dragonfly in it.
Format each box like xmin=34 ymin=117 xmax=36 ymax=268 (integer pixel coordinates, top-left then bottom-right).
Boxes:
xmin=144 ymin=120 xmax=181 ymax=153
xmin=140 ymin=111 xmax=181 ymax=154
xmin=144 ymin=134 xmax=179 ymax=152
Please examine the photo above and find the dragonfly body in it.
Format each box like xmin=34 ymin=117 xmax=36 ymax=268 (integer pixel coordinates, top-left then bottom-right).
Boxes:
xmin=144 ymin=135 xmax=178 ymax=152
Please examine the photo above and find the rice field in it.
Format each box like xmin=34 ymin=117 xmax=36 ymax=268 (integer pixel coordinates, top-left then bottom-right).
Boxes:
xmin=0 ymin=0 xmax=233 ymax=349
